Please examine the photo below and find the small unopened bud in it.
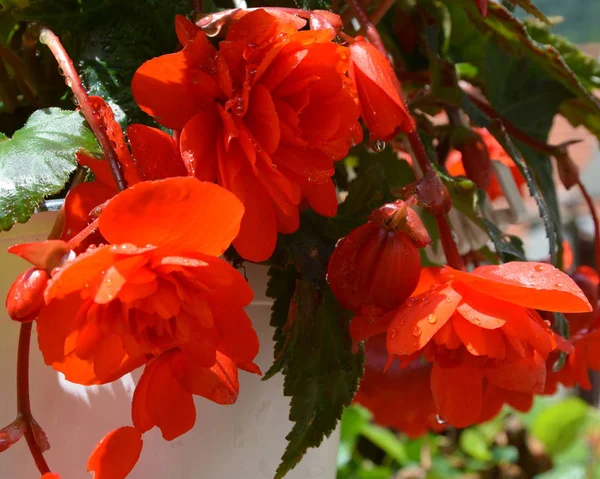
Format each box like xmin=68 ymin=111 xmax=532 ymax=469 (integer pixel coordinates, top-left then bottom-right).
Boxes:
xmin=457 ymin=133 xmax=493 ymax=191
xmin=328 ymin=200 xmax=431 ymax=314
xmin=6 ymin=267 xmax=49 ymax=322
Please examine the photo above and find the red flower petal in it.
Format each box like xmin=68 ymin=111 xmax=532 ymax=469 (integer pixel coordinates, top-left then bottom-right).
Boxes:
xmin=214 ymin=308 xmax=260 ymax=372
xmin=180 ymin=110 xmax=219 ymax=181
xmin=171 ymin=350 xmax=240 ymax=405
xmin=8 ymin=240 xmax=70 ymax=270
xmin=132 ymin=354 xmax=196 ymax=440
xmin=449 ymin=262 xmax=591 ymax=313
xmin=99 ymin=178 xmax=244 ymax=257
xmin=386 ymin=284 xmax=462 ymax=356
xmin=305 ymin=178 xmax=338 ymax=217
xmin=349 ymin=40 xmax=414 ymax=140
xmin=127 ymin=125 xmax=187 ymax=180
xmin=87 ymin=426 xmax=143 ymax=479
xmin=132 ymin=35 xmax=219 ymax=130
xmin=41 ymin=474 xmax=61 ymax=479
xmin=431 ymin=360 xmax=483 ymax=428
xmin=485 ymin=351 xmax=546 ymax=394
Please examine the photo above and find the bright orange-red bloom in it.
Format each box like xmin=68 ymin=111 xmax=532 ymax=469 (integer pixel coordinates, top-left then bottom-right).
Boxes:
xmin=132 ymin=10 xmax=362 ymax=261
xmin=327 ymin=200 xmax=430 ymax=332
xmin=354 ymin=335 xmax=444 ymax=438
xmin=446 ymin=128 xmax=525 ymax=200
xmin=349 ymin=38 xmax=414 ymax=140
xmin=374 ymin=263 xmax=591 ymax=427
xmin=12 ymin=178 xmax=260 ymax=471
xmin=41 ymin=474 xmax=61 ymax=479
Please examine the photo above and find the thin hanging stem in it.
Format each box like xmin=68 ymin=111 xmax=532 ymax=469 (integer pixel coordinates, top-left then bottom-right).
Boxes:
xmin=578 ymin=178 xmax=600 ymax=273
xmin=16 ymin=323 xmax=50 ymax=475
xmin=407 ymin=130 xmax=465 ymax=271
xmin=39 ymin=28 xmax=126 ymax=191
xmin=346 ymin=0 xmax=387 ymax=56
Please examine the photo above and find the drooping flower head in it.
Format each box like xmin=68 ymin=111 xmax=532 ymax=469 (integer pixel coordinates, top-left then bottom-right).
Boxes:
xmin=132 ymin=10 xmax=363 ymax=261
xmin=375 ymin=263 xmax=590 ymax=427
xmin=10 ymin=178 xmax=260 ymax=474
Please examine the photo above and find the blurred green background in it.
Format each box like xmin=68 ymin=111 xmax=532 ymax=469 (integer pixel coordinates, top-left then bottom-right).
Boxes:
xmin=337 ymin=394 xmax=600 ymax=478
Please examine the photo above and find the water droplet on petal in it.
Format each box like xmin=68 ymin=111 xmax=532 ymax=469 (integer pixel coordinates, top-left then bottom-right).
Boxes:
xmin=389 ymin=328 xmax=398 ymax=339
xmin=555 ymin=283 xmax=564 ymax=288
xmin=534 ymin=264 xmax=544 ymax=272
xmin=436 ymin=414 xmax=447 ymax=425
xmin=472 ymin=317 xmax=481 ymax=325
xmin=412 ymin=326 xmax=422 ymax=337
xmin=427 ymin=314 xmax=437 ymax=324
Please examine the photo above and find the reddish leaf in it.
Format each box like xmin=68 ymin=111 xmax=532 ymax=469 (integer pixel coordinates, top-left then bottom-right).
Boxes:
xmin=0 ymin=417 xmax=26 ymax=453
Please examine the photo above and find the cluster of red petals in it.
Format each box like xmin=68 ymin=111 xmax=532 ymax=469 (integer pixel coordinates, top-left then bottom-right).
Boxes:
xmin=545 ymin=266 xmax=600 ymax=393
xmin=355 ymin=262 xmax=590 ymax=430
xmin=10 ymin=177 xmax=260 ymax=477
xmin=446 ymin=128 xmax=525 ymax=201
xmin=328 ymin=199 xmax=430 ymax=330
xmin=132 ymin=10 xmax=363 ymax=261
xmin=354 ymin=335 xmax=444 ymax=438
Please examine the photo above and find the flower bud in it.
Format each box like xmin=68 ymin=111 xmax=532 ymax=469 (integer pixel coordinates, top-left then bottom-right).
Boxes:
xmin=349 ymin=38 xmax=414 ymax=141
xmin=456 ymin=133 xmax=492 ymax=191
xmin=6 ymin=267 xmax=49 ymax=322
xmin=328 ymin=200 xmax=431 ymax=314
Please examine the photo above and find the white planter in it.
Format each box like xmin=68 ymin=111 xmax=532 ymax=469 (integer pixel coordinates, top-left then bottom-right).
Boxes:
xmin=0 ymin=212 xmax=339 ymax=479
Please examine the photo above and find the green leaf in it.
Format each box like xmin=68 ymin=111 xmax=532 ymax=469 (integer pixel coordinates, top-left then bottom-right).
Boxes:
xmin=492 ymin=445 xmax=519 ymax=463
xmin=461 ymin=94 xmax=560 ymax=265
xmin=262 ymin=265 xmax=299 ymax=380
xmin=274 ymin=284 xmax=364 ymax=479
xmin=534 ymin=464 xmax=586 ymax=479
xmin=444 ymin=0 xmax=600 ymax=139
xmin=525 ymin=20 xmax=600 ymax=91
xmin=531 ymin=397 xmax=589 ymax=456
xmin=460 ymin=428 xmax=493 ymax=461
xmin=0 ymin=108 xmax=100 ymax=230
xmin=326 ymin=164 xmax=389 ymax=239
xmin=338 ymin=405 xmax=372 ymax=468
xmin=360 ymin=423 xmax=409 ymax=465
xmin=507 ymin=0 xmax=550 ymax=24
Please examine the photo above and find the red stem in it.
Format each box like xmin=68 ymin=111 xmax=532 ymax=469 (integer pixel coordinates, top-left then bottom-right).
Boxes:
xmin=369 ymin=0 xmax=396 ymax=26
xmin=17 ymin=323 xmax=50 ymax=475
xmin=345 ymin=0 xmax=388 ymax=56
xmin=407 ymin=130 xmax=465 ymax=271
xmin=39 ymin=28 xmax=126 ymax=191
xmin=577 ymin=178 xmax=600 ymax=273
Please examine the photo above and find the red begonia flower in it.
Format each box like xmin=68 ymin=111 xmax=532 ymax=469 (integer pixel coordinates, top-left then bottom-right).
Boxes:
xmin=87 ymin=426 xmax=143 ymax=479
xmin=25 ymin=178 xmax=259 ymax=456
xmin=376 ymin=262 xmax=590 ymax=427
xmin=349 ymin=37 xmax=414 ymax=141
xmin=353 ymin=335 xmax=444 ymax=438
xmin=328 ymin=200 xmax=430 ymax=332
xmin=132 ymin=10 xmax=362 ymax=261
xmin=446 ymin=128 xmax=525 ymax=201
xmin=41 ymin=474 xmax=61 ymax=479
